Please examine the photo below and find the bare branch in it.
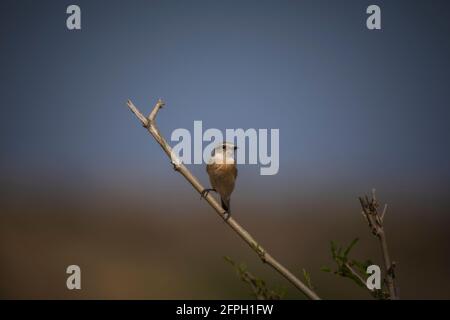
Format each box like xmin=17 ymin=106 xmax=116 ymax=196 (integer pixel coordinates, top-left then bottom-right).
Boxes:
xmin=126 ymin=99 xmax=320 ymax=300
xmin=359 ymin=190 xmax=398 ymax=299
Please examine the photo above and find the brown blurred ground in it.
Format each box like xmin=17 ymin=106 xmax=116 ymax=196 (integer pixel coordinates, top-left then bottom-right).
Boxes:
xmin=1 ymin=180 xmax=450 ymax=300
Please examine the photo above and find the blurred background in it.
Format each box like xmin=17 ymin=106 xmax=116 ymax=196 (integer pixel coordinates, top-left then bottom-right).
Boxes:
xmin=1 ymin=0 xmax=450 ymax=299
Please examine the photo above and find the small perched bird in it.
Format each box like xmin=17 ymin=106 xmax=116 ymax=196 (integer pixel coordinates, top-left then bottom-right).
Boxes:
xmin=202 ymin=142 xmax=238 ymax=219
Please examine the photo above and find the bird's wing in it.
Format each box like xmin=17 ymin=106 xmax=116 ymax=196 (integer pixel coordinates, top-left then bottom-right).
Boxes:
xmin=206 ymin=163 xmax=217 ymax=189
xmin=232 ymin=165 xmax=238 ymax=179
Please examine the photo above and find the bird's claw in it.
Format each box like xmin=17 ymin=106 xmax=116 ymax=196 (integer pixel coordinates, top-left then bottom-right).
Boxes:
xmin=223 ymin=211 xmax=231 ymax=221
xmin=201 ymin=188 xmax=216 ymax=199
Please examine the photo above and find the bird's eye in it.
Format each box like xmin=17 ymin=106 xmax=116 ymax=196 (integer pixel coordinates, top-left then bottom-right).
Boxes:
xmin=222 ymin=145 xmax=226 ymax=150
xmin=234 ymin=146 xmax=237 ymax=150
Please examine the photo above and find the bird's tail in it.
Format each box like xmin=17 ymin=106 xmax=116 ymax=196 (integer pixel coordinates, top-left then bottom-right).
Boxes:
xmin=221 ymin=197 xmax=230 ymax=213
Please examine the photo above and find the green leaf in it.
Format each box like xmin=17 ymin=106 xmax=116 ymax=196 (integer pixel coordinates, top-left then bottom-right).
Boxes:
xmin=302 ymin=268 xmax=314 ymax=290
xmin=238 ymin=262 xmax=247 ymax=273
xmin=344 ymin=238 xmax=359 ymax=257
xmin=337 ymin=246 xmax=343 ymax=258
xmin=223 ymin=256 xmax=235 ymax=265
xmin=321 ymin=266 xmax=332 ymax=273
xmin=330 ymin=240 xmax=337 ymax=259
xmin=225 ymin=256 xmax=283 ymax=300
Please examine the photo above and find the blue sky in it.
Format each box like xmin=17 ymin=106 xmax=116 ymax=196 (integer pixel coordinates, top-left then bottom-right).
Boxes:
xmin=1 ymin=0 xmax=449 ymax=212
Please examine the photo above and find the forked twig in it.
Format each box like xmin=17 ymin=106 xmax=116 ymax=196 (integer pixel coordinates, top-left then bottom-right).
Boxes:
xmin=359 ymin=189 xmax=398 ymax=299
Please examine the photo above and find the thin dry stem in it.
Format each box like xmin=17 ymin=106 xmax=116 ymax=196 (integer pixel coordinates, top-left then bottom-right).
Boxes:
xmin=359 ymin=189 xmax=398 ymax=299
xmin=344 ymin=262 xmax=366 ymax=287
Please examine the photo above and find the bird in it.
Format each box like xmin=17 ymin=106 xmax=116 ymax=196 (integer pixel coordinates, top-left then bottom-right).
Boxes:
xmin=201 ymin=142 xmax=238 ymax=219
